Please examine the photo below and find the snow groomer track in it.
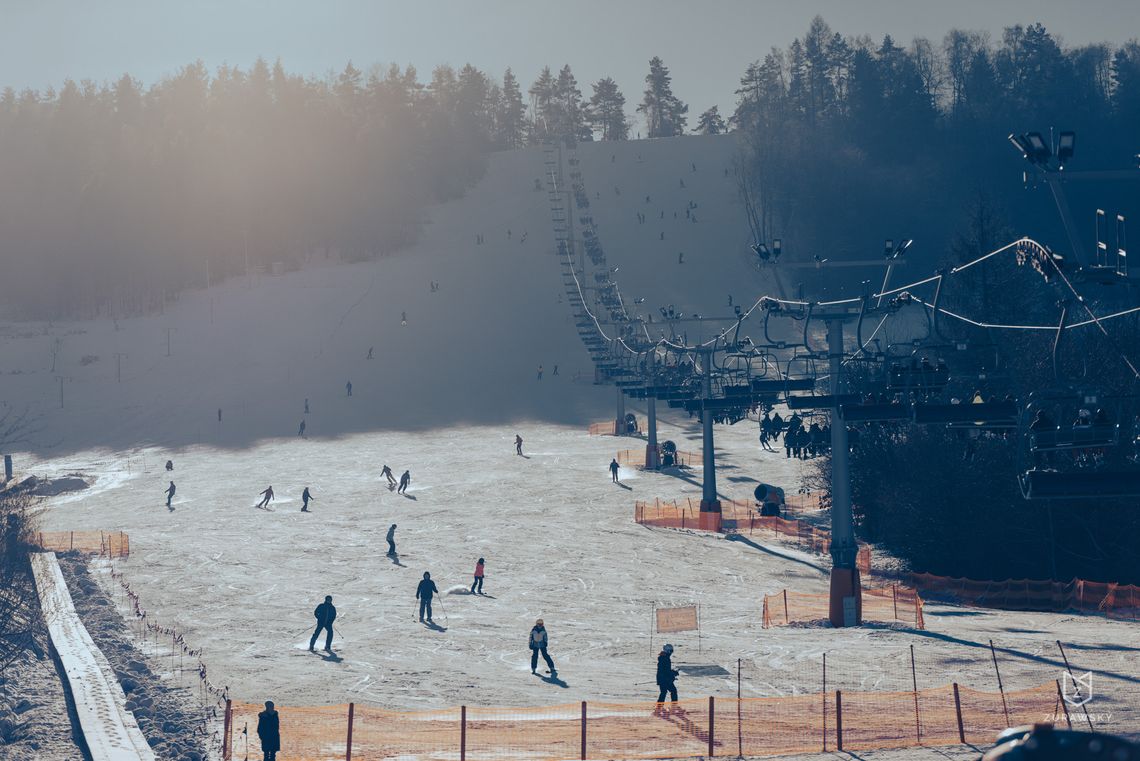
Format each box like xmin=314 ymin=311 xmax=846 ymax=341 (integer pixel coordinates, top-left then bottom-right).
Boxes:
xmin=31 ymin=552 xmax=156 ymax=761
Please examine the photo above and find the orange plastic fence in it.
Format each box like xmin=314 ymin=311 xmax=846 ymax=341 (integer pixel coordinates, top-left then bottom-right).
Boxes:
xmin=616 ymin=449 xmax=703 ymax=469
xmin=635 ymin=499 xmax=872 ymax=574
xmin=587 ymin=421 xmax=616 ymax=436
xmin=34 ymin=530 xmax=129 ymax=558
xmin=224 ymin=683 xmax=1058 ymax=760
xmin=763 ymin=586 xmax=924 ymax=629
xmin=909 ymin=573 xmax=1140 ymax=620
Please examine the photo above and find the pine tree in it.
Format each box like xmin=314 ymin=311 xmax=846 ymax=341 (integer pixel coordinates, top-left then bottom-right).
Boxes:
xmin=694 ymin=106 xmax=726 ymax=135
xmin=587 ymin=76 xmax=628 ymax=140
xmin=638 ymin=56 xmax=688 ymax=137
xmin=554 ymin=64 xmax=588 ymax=139
xmin=528 ymin=66 xmax=556 ymax=140
xmin=497 ymin=68 xmax=527 ymax=149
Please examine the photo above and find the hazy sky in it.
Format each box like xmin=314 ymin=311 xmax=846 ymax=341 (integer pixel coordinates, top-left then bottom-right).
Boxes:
xmin=3 ymin=0 xmax=1137 ymax=128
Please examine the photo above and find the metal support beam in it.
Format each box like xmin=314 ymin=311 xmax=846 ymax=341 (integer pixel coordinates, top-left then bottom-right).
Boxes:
xmin=827 ymin=319 xmax=862 ymax=627
xmin=698 ymin=348 xmax=721 ymax=530
xmin=615 ymin=385 xmax=626 ymax=436
xmin=645 ymin=352 xmax=659 ymax=469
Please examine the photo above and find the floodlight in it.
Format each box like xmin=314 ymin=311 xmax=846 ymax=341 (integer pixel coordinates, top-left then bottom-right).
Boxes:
xmin=1024 ymin=132 xmax=1050 ymax=161
xmin=884 ymin=239 xmax=894 ymax=257
xmin=772 ymin=239 xmax=782 ymax=259
xmin=1057 ymin=131 xmax=1075 ymax=164
xmin=1008 ymin=134 xmax=1030 ymax=157
xmin=752 ymin=242 xmax=770 ymax=261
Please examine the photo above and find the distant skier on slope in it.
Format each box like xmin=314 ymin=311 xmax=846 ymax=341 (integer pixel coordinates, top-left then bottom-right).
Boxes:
xmin=655 ymin=644 xmax=680 ymax=710
xmin=298 ymin=419 xmax=306 ymax=437
xmin=256 ymin=486 xmax=275 ymax=509
xmin=398 ymin=470 xmax=411 ymax=495
xmin=381 ymin=464 xmax=396 ymax=487
xmin=386 ymin=524 xmax=397 ymax=556
xmin=346 ymin=381 xmax=353 ymax=397
xmin=165 ymin=459 xmax=174 ymax=471
xmin=609 ymin=459 xmax=620 ymax=483
xmin=471 ymin=558 xmax=485 ymax=595
xmin=529 ymin=619 xmax=556 ymax=676
xmin=308 ymin=595 xmax=336 ymax=653
xmin=301 ymin=487 xmax=313 ymax=512
xmin=515 ymin=435 xmax=524 ymax=456
xmin=165 ymin=481 xmax=176 ymax=508
xmin=416 ymin=572 xmax=439 ymax=623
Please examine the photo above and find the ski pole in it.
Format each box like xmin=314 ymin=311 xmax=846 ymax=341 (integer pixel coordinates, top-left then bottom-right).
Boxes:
xmin=435 ymin=594 xmax=449 ymax=626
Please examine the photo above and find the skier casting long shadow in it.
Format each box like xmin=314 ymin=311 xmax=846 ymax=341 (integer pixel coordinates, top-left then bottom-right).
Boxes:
xmin=416 ymin=572 xmax=439 ymax=624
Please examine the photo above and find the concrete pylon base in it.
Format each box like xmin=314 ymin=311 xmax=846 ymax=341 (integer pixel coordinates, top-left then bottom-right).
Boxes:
xmin=828 ymin=567 xmax=863 ymax=627
xmin=645 ymin=444 xmax=659 ymax=470
xmin=698 ymin=500 xmax=722 ymax=531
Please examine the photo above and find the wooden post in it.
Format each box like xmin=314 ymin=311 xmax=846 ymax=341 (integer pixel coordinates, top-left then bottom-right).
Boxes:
xmin=708 ymin=696 xmax=715 ymax=758
xmin=1055 ymin=680 xmax=1072 ymax=729
xmin=910 ymin=644 xmax=921 ymax=743
xmin=460 ymin=705 xmax=467 ymax=761
xmin=222 ymin=699 xmax=232 ymax=760
xmin=822 ymin=653 xmax=827 ymax=751
xmin=952 ymin=683 xmax=965 ymax=744
xmin=988 ymin=640 xmax=1010 ymax=727
xmin=737 ymin=659 xmax=743 ymax=758
xmin=580 ymin=701 xmax=587 ymax=760
xmin=783 ymin=589 xmax=789 ymax=624
xmin=835 ymin=691 xmax=843 ymax=751
xmin=70 ymin=531 xmax=74 ymax=551
xmin=892 ymin=585 xmax=899 ymax=619
xmin=346 ymin=702 xmax=355 ymax=761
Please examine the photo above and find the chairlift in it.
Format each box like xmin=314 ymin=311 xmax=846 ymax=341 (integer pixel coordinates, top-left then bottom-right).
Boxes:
xmin=1019 ymin=469 xmax=1140 ymax=499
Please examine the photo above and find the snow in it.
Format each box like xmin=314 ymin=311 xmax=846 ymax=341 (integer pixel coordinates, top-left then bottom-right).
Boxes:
xmin=6 ymin=133 xmax=1140 ymax=752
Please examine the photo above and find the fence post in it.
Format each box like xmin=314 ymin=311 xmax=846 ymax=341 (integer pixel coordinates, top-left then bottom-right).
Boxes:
xmin=988 ymin=640 xmax=1010 ymax=727
xmin=892 ymin=585 xmax=899 ymax=619
xmin=783 ymin=589 xmax=789 ymax=624
xmin=737 ymin=659 xmax=743 ymax=758
xmin=822 ymin=653 xmax=827 ymax=752
xmin=708 ymin=696 xmax=715 ymax=758
xmin=910 ymin=644 xmax=921 ymax=743
xmin=346 ymin=702 xmax=354 ymax=761
xmin=581 ymin=701 xmax=587 ymax=760
xmin=460 ymin=705 xmax=467 ymax=761
xmin=835 ymin=691 xmax=843 ymax=751
xmin=222 ymin=699 xmax=232 ymax=760
xmin=1054 ymin=680 xmax=1072 ymax=729
xmin=70 ymin=531 xmax=74 ymax=551
xmin=952 ymin=684 xmax=965 ymax=744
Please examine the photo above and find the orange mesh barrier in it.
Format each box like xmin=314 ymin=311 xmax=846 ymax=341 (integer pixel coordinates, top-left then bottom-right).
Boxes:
xmin=225 ymin=683 xmax=1057 ymax=760
xmin=617 ymin=449 xmax=702 ymax=469
xmin=587 ymin=421 xmax=616 ymax=436
xmin=763 ymin=586 xmax=924 ymax=629
xmin=635 ymin=499 xmax=872 ymax=574
xmin=908 ymin=573 xmax=1140 ymax=620
xmin=34 ymin=530 xmax=129 ymax=558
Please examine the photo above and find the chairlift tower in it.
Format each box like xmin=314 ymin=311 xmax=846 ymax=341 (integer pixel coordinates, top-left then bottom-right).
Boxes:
xmin=824 ymin=316 xmax=861 ymax=627
xmin=697 ymin=345 xmax=722 ymax=531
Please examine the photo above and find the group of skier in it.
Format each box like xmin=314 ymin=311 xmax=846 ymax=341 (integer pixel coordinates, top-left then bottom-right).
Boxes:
xmin=759 ymin=411 xmax=831 ymax=459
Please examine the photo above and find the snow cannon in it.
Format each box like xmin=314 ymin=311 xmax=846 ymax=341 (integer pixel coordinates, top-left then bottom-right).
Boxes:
xmin=661 ymin=440 xmax=678 ymax=467
xmin=754 ymin=483 xmax=785 ymax=516
xmin=624 ymin=412 xmax=639 ymax=435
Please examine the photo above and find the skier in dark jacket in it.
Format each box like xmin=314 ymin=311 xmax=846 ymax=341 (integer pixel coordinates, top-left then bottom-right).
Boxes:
xmin=256 ymin=486 xmax=275 ymax=509
xmin=398 ymin=470 xmax=411 ymax=495
xmin=308 ymin=595 xmax=336 ymax=653
xmin=256 ymin=701 xmax=280 ymax=761
xmin=165 ymin=481 xmax=176 ymax=508
xmin=416 ymin=572 xmax=439 ymax=622
xmin=609 ymin=459 xmax=620 ymax=483
xmin=655 ymin=643 xmax=679 ymax=706
xmin=301 ymin=487 xmax=313 ymax=512
xmin=528 ymin=619 xmax=556 ymax=675
xmin=386 ymin=524 xmax=397 ymax=556
xmin=381 ymin=464 xmax=396 ymax=487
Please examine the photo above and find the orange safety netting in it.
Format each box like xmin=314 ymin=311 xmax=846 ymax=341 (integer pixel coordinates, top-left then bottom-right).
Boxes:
xmin=587 ymin=421 xmax=616 ymax=436
xmin=635 ymin=499 xmax=872 ymax=574
xmin=909 ymin=573 xmax=1140 ymax=620
xmin=763 ymin=586 xmax=924 ymax=629
xmin=34 ymin=530 xmax=129 ymax=558
xmin=224 ymin=683 xmax=1060 ymax=760
xmin=616 ymin=449 xmax=703 ymax=469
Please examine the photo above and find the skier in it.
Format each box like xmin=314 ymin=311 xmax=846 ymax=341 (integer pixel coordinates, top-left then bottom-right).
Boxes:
xmin=386 ymin=524 xmax=397 ymax=556
xmin=165 ymin=459 xmax=174 ymax=471
xmin=308 ymin=595 xmax=336 ymax=653
xmin=401 ymin=311 xmax=407 ymax=326
xmin=381 ymin=464 xmax=396 ymax=487
xmin=256 ymin=486 xmax=275 ymax=510
xmin=165 ymin=481 xmax=176 ymax=508
xmin=346 ymin=381 xmax=353 ymax=397
xmin=256 ymin=701 xmax=281 ymax=761
xmin=655 ymin=644 xmax=680 ymax=709
xmin=301 ymin=486 xmax=313 ymax=512
xmin=609 ymin=458 xmax=620 ymax=483
xmin=537 ymin=364 xmax=543 ymax=380
xmin=416 ymin=572 xmax=439 ymax=623
xmin=298 ymin=419 xmax=306 ymax=437
xmin=304 ymin=398 xmax=310 ymax=414
xmin=552 ymin=364 xmax=559 ymax=376
xmin=398 ymin=470 xmax=411 ymax=495
xmin=528 ymin=619 xmax=556 ymax=676
xmin=515 ymin=435 xmax=524 ymax=456
xmin=367 ymin=346 xmax=374 ymax=360
xmin=471 ymin=558 xmax=485 ymax=594
xmin=677 ymin=251 xmax=683 ymax=263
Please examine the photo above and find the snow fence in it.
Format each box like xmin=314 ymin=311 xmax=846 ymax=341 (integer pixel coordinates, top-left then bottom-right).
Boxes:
xmin=34 ymin=530 xmax=130 ymax=558
xmin=634 ymin=498 xmax=873 ymax=574
xmin=762 ymin=586 xmax=925 ymax=629
xmin=223 ymin=682 xmax=1063 ymax=760
xmin=908 ymin=573 xmax=1140 ymax=619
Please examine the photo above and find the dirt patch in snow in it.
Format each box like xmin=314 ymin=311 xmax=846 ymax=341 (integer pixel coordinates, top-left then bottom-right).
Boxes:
xmin=56 ymin=554 xmax=210 ymax=761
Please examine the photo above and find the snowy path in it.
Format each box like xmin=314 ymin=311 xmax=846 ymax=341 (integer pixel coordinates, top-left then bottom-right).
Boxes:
xmin=30 ymin=552 xmax=157 ymax=761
